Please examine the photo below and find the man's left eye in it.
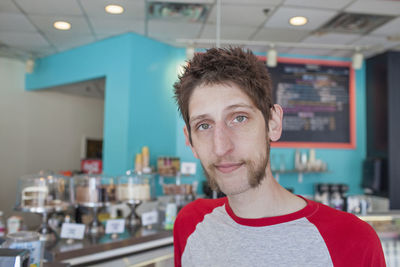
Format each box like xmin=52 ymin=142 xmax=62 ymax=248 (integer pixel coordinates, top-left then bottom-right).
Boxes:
xmin=233 ymin=115 xmax=247 ymax=123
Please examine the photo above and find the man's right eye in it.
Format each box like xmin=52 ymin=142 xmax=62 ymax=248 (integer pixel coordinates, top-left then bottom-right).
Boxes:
xmin=197 ymin=123 xmax=211 ymax=131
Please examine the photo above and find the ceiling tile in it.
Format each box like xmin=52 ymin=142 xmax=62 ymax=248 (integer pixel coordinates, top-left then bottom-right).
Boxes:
xmin=207 ymin=4 xmax=272 ymax=27
xmin=0 ymin=13 xmax=37 ymax=31
xmin=283 ymin=0 xmax=353 ymax=10
xmin=193 ymin=43 xmax=215 ymax=50
xmin=12 ymin=45 xmax=56 ymax=58
xmin=44 ymin=32 xmax=95 ymax=52
xmin=96 ymin=33 xmax=119 ymax=41
xmin=241 ymin=45 xmax=290 ymax=54
xmin=28 ymin=15 xmax=92 ymax=35
xmin=352 ymin=35 xmax=400 ymax=52
xmin=0 ymin=0 xmax=21 ymax=13
xmin=0 ymin=0 xmax=398 ymax=60
xmin=0 ymin=47 xmax=30 ymax=59
xmin=200 ymin=24 xmax=257 ymax=40
xmin=15 ymin=0 xmax=83 ymax=16
xmin=265 ymin=6 xmax=338 ymax=30
xmin=153 ymin=0 xmax=214 ymax=3
xmin=329 ymin=50 xmax=353 ymax=58
xmin=363 ymin=48 xmax=386 ymax=59
xmin=345 ymin=0 xmax=400 ymax=16
xmin=390 ymin=44 xmax=400 ymax=51
xmin=80 ymin=0 xmax=146 ymax=20
xmin=28 ymin=46 xmax=57 ymax=57
xmin=287 ymin=47 xmax=332 ymax=56
xmin=302 ymin=33 xmax=361 ymax=45
xmin=0 ymin=31 xmax=48 ymax=46
xmin=371 ymin=17 xmax=400 ymax=36
xmin=90 ymin=18 xmax=145 ymax=36
xmin=148 ymin=20 xmax=203 ymax=40
xmin=221 ymin=0 xmax=283 ymax=4
xmin=252 ymin=27 xmax=310 ymax=42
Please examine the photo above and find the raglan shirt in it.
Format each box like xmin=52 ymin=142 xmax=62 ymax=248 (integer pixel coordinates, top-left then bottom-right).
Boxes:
xmin=173 ymin=196 xmax=385 ymax=267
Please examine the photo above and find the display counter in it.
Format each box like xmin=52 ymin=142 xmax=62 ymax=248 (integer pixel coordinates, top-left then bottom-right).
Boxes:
xmin=359 ymin=211 xmax=400 ymax=239
xmin=45 ymin=227 xmax=173 ymax=266
xmin=358 ymin=212 xmax=400 ymax=266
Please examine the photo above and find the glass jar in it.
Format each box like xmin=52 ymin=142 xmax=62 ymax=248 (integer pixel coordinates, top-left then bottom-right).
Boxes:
xmin=73 ymin=174 xmax=116 ymax=205
xmin=15 ymin=173 xmax=71 ymax=211
xmin=117 ymin=171 xmax=155 ymax=202
xmin=2 ymin=231 xmax=43 ymax=267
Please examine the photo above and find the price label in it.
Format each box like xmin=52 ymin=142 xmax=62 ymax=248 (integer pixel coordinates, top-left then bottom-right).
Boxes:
xmin=105 ymin=219 xmax=125 ymax=234
xmin=60 ymin=223 xmax=86 ymax=240
xmin=141 ymin=210 xmax=158 ymax=226
xmin=181 ymin=162 xmax=196 ymax=175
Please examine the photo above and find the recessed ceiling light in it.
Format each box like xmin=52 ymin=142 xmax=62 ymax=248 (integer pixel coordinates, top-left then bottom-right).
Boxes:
xmin=53 ymin=21 xmax=71 ymax=30
xmin=289 ymin=16 xmax=308 ymax=26
xmin=105 ymin=4 xmax=124 ymax=14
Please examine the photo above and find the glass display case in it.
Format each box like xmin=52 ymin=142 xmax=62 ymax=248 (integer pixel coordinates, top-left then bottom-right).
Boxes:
xmin=14 ymin=172 xmax=71 ymax=244
xmin=359 ymin=213 xmax=400 ymax=266
xmin=74 ymin=174 xmax=116 ymax=206
xmin=117 ymin=170 xmax=156 ymax=228
xmin=15 ymin=173 xmax=71 ymax=212
xmin=73 ymin=174 xmax=116 ymax=236
xmin=159 ymin=172 xmax=197 ymax=210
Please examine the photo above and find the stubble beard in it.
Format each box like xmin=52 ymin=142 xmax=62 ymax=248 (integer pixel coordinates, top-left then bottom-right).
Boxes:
xmin=203 ymin=143 xmax=270 ymax=196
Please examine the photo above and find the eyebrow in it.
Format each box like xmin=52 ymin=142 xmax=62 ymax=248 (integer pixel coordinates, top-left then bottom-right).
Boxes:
xmin=226 ymin=103 xmax=256 ymax=111
xmin=189 ymin=103 xmax=256 ymax=125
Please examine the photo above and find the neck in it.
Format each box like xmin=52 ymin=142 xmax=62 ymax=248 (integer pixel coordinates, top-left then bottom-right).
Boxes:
xmin=227 ymin=167 xmax=306 ymax=219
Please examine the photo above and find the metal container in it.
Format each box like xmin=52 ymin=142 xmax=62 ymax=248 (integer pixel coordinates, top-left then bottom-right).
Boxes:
xmin=0 ymin=248 xmax=30 ymax=267
xmin=2 ymin=231 xmax=43 ymax=266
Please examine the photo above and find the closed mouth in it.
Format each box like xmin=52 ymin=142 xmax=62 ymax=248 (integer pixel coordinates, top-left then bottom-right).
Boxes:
xmin=214 ymin=162 xmax=244 ymax=174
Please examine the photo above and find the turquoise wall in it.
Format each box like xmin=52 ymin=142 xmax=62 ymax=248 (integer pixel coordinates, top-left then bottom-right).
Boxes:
xmin=175 ymin=53 xmax=366 ymax=196
xmin=26 ymin=33 xmax=182 ymax=176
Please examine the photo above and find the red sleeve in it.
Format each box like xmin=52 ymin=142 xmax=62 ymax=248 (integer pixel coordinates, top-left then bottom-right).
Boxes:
xmin=308 ymin=203 xmax=386 ymax=267
xmin=173 ymin=198 xmax=226 ymax=267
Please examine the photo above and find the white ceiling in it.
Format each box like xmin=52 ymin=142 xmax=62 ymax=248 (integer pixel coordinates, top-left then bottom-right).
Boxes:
xmin=45 ymin=77 xmax=105 ymax=99
xmin=0 ymin=0 xmax=400 ymax=61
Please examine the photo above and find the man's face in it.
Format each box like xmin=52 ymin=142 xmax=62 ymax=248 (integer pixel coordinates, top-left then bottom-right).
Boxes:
xmin=185 ymin=83 xmax=270 ymax=196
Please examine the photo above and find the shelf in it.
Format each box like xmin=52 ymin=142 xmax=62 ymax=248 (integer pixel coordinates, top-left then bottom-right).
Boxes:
xmin=157 ymin=174 xmax=194 ymax=178
xmin=272 ymin=170 xmax=329 ymax=183
xmin=272 ymin=169 xmax=328 ymax=174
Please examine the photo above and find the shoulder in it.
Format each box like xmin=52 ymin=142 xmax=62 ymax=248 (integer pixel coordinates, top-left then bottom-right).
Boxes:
xmin=308 ymin=201 xmax=376 ymax=238
xmin=307 ymin=201 xmax=385 ymax=266
xmin=173 ymin=197 xmax=226 ymax=267
xmin=177 ymin=197 xmax=226 ymax=222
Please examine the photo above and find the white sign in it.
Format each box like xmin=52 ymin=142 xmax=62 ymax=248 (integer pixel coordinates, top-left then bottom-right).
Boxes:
xmin=105 ymin=219 xmax=125 ymax=234
xmin=60 ymin=223 xmax=86 ymax=240
xmin=141 ymin=210 xmax=158 ymax=226
xmin=181 ymin=162 xmax=196 ymax=175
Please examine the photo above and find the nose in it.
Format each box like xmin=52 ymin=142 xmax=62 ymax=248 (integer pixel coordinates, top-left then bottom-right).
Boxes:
xmin=212 ymin=123 xmax=234 ymax=157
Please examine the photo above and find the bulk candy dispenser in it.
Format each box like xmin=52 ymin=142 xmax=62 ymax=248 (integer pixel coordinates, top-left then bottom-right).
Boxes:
xmin=73 ymin=174 xmax=116 ymax=236
xmin=14 ymin=172 xmax=71 ymax=244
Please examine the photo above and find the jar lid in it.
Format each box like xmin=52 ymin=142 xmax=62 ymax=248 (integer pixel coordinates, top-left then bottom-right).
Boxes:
xmin=7 ymin=231 xmax=40 ymax=242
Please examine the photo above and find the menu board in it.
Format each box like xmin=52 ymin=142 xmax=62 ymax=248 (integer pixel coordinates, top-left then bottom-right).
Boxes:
xmin=268 ymin=58 xmax=355 ymax=149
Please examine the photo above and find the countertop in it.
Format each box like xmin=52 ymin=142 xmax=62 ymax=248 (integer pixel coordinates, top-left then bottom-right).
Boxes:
xmin=45 ymin=226 xmax=173 ymax=266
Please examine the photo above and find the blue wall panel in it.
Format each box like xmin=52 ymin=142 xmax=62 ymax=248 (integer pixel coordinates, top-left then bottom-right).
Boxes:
xmin=26 ymin=33 xmax=181 ymax=176
xmin=128 ymin=35 xmax=183 ymax=170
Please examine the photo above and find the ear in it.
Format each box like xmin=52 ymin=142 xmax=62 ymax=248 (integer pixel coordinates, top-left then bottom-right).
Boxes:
xmin=268 ymin=104 xmax=283 ymax=142
xmin=183 ymin=126 xmax=199 ymax=158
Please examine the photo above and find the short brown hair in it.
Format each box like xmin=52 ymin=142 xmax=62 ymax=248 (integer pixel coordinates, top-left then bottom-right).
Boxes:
xmin=174 ymin=47 xmax=274 ymax=143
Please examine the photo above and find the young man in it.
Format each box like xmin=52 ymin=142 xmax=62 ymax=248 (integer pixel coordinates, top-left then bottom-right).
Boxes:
xmin=173 ymin=47 xmax=385 ymax=267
